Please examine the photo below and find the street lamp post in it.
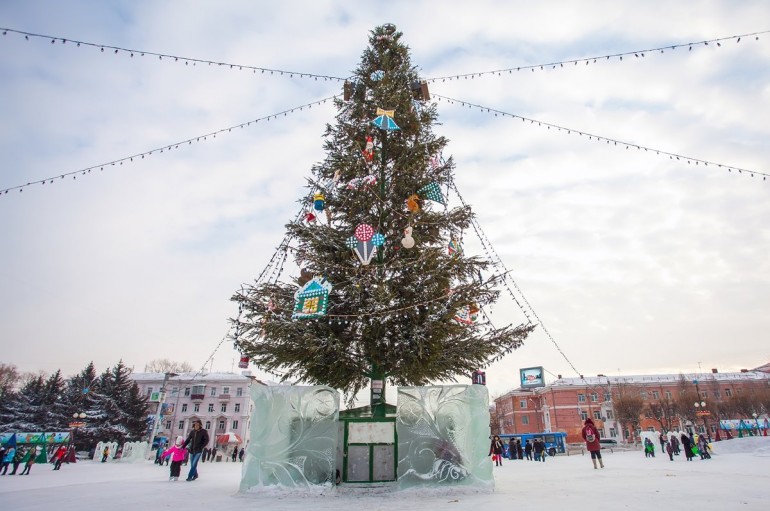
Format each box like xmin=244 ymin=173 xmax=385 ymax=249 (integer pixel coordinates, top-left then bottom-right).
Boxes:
xmin=694 ymin=401 xmax=710 ymax=441
xmin=68 ymin=412 xmax=86 ymax=462
xmin=146 ymin=372 xmax=178 ymax=459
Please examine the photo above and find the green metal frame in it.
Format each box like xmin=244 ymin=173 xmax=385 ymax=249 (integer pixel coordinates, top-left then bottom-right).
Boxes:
xmin=340 ymin=412 xmax=398 ymax=483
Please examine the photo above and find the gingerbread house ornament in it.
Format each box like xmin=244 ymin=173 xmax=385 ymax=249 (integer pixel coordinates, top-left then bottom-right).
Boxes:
xmin=292 ymin=277 xmax=333 ymax=319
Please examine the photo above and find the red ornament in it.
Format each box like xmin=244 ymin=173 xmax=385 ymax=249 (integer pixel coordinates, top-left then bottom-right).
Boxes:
xmin=354 ymin=223 xmax=374 ymax=242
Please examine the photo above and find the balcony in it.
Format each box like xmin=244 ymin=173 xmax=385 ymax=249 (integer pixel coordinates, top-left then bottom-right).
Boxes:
xmin=191 ymin=394 xmax=205 ymax=401
xmin=218 ymin=394 xmax=231 ymax=401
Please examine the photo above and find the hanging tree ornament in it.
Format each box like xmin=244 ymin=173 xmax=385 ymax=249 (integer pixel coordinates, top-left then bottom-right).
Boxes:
xmin=292 ymin=276 xmax=333 ymax=320
xmin=401 ymin=226 xmax=415 ymax=249
xmin=371 ymin=108 xmax=400 ymax=131
xmin=313 ymin=192 xmax=325 ymax=212
xmin=417 ymin=182 xmax=446 ymax=204
xmin=347 ymin=223 xmax=385 ymax=265
xmin=454 ymin=304 xmax=479 ymax=325
xmin=362 ymin=135 xmax=375 ymax=162
xmin=304 ymin=210 xmax=317 ymax=222
xmin=346 ymin=174 xmax=378 ymax=190
xmin=448 ymin=238 xmax=463 ymax=256
xmin=238 ymin=355 xmax=250 ymax=369
xmin=405 ymin=194 xmax=421 ymax=213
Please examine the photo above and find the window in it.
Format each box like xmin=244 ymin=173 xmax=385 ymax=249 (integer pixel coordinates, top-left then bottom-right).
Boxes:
xmin=590 ymin=393 xmax=598 ymax=402
xmin=700 ymin=391 xmax=708 ymax=399
xmin=725 ymin=388 xmax=732 ymax=397
xmin=580 ymin=411 xmax=588 ymax=421
xmin=236 ymin=387 xmax=243 ymax=397
xmin=652 ymin=391 xmax=660 ymax=400
xmin=210 ymin=387 xmax=217 ymax=397
xmin=606 ymin=410 xmax=614 ymax=419
xmin=220 ymin=403 xmax=227 ymax=413
xmin=178 ymin=421 xmax=184 ymax=430
xmin=232 ymin=420 xmax=239 ymax=430
xmin=522 ymin=416 xmax=529 ymax=425
xmin=218 ymin=420 xmax=226 ymax=432
xmin=146 ymin=387 xmax=154 ymax=397
xmin=665 ymin=391 xmax=672 ymax=399
xmin=192 ymin=385 xmax=205 ymax=395
xmin=223 ymin=386 xmax=230 ymax=395
xmin=193 ymin=403 xmax=200 ymax=412
xmin=234 ymin=403 xmax=240 ymax=413
xmin=181 ymin=404 xmax=188 ymax=412
xmin=640 ymin=391 xmax=648 ymax=400
xmin=184 ymin=387 xmax=190 ymax=397
xmin=713 ymin=390 xmax=721 ymax=398
xmin=520 ymin=399 xmax=528 ymax=409
xmin=577 ymin=394 xmax=586 ymax=402
xmin=205 ymin=421 xmax=211 ymax=430
xmin=609 ymin=427 xmax=617 ymax=438
xmin=165 ymin=420 xmax=171 ymax=429
xmin=593 ymin=411 xmax=601 ymax=420
xmin=208 ymin=403 xmax=214 ymax=412
xmin=603 ymin=392 xmax=611 ymax=402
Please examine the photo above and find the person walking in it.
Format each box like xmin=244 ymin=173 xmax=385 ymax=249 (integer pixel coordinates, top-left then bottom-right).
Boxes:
xmin=182 ymin=419 xmax=209 ymax=481
xmin=488 ymin=435 xmax=504 ymax=466
xmin=231 ymin=447 xmax=237 ymax=463
xmin=659 ymin=432 xmax=667 ymax=454
xmin=524 ymin=439 xmax=533 ymax=460
xmin=238 ymin=447 xmax=245 ymax=462
xmin=516 ymin=439 xmax=523 ymax=460
xmin=19 ymin=447 xmax=37 ymax=475
xmin=161 ymin=436 xmax=187 ymax=481
xmin=680 ymin=433 xmax=694 ymax=461
xmin=1 ymin=446 xmax=15 ymax=475
xmin=581 ymin=418 xmax=604 ymax=469
xmin=101 ymin=445 xmax=110 ymax=463
xmin=52 ymin=445 xmax=67 ymax=470
xmin=697 ymin=435 xmax=711 ymax=459
xmin=9 ymin=447 xmax=24 ymax=475
xmin=666 ymin=441 xmax=674 ymax=461
xmin=670 ymin=434 xmax=681 ymax=456
xmin=508 ymin=438 xmax=517 ymax=460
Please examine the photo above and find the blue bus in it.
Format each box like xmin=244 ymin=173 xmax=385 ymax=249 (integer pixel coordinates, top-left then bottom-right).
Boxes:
xmin=498 ymin=432 xmax=567 ymax=457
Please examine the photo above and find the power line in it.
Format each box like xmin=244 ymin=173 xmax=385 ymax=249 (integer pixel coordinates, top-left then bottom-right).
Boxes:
xmin=0 ymin=27 xmax=347 ymax=82
xmin=425 ymin=30 xmax=770 ymax=82
xmin=433 ymin=93 xmax=768 ymax=181
xmin=1 ymin=95 xmax=338 ymax=196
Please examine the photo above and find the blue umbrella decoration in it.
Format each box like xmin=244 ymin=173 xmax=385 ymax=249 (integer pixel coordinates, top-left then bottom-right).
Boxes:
xmin=346 ymin=223 xmax=386 ymax=265
xmin=371 ymin=108 xmax=400 ymax=131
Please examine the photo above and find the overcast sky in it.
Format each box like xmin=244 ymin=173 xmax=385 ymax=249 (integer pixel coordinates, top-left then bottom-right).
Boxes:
xmin=1 ymin=1 xmax=768 ymax=399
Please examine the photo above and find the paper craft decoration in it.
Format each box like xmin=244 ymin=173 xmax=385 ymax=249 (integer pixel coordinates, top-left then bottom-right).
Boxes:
xmin=372 ymin=107 xmax=400 ymax=131
xmin=346 ymin=174 xmax=378 ymax=190
xmin=238 ymin=356 xmax=249 ymax=369
xmin=292 ymin=277 xmax=332 ymax=319
xmin=417 ymin=182 xmax=445 ymax=204
xmin=363 ymin=136 xmax=375 ymax=162
xmin=454 ymin=304 xmax=479 ymax=325
xmin=305 ymin=211 xmax=317 ymax=222
xmin=347 ymin=224 xmax=385 ymax=265
xmin=448 ymin=239 xmax=462 ymax=256
xmin=406 ymin=194 xmax=420 ymax=213
xmin=313 ymin=192 xmax=325 ymax=211
xmin=401 ymin=227 xmax=415 ymax=249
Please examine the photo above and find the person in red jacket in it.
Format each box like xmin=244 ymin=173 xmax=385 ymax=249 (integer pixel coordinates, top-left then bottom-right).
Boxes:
xmin=581 ymin=418 xmax=604 ymax=469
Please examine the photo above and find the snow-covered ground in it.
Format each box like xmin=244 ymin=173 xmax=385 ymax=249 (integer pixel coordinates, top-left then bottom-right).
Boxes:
xmin=2 ymin=437 xmax=769 ymax=511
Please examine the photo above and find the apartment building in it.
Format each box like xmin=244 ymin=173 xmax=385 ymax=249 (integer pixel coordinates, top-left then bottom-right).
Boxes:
xmin=493 ymin=365 xmax=770 ymax=444
xmin=131 ymin=372 xmax=261 ymax=450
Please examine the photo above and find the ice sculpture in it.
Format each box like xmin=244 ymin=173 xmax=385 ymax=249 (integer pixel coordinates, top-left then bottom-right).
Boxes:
xmin=396 ymin=385 xmax=493 ymax=489
xmin=92 ymin=441 xmax=119 ymax=462
xmin=118 ymin=441 xmax=148 ymax=463
xmin=240 ymin=385 xmax=339 ymax=491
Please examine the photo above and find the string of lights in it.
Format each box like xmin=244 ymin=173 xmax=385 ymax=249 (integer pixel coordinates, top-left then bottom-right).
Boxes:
xmin=425 ymin=30 xmax=770 ymax=82
xmin=449 ymin=179 xmax=585 ymax=378
xmin=433 ymin=93 xmax=769 ymax=181
xmin=0 ymin=27 xmax=347 ymax=82
xmin=1 ymin=95 xmax=338 ymax=197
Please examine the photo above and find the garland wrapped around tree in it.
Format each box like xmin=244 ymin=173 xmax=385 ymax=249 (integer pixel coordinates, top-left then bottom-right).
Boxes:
xmin=231 ymin=24 xmax=535 ymax=406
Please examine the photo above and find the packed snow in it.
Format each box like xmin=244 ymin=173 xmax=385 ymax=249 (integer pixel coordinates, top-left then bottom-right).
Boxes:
xmin=1 ymin=437 xmax=768 ymax=511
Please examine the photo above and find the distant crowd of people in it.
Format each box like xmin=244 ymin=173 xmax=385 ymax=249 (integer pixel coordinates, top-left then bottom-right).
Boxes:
xmin=489 ymin=435 xmax=550 ymax=466
xmin=1 ymin=444 xmax=72 ymax=475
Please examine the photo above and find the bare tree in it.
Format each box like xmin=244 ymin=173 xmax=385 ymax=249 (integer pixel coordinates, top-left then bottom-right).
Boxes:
xmin=143 ymin=359 xmax=194 ymax=373
xmin=613 ymin=381 xmax=645 ymax=443
xmin=0 ymin=363 xmax=20 ymax=399
xmin=646 ymin=396 xmax=678 ymax=432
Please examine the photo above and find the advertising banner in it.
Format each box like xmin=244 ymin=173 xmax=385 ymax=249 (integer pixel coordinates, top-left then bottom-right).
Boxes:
xmin=520 ymin=366 xmax=545 ymax=389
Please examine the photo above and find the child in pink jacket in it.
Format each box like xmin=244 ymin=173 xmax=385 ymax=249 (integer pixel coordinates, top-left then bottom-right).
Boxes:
xmin=162 ymin=437 xmax=187 ymax=481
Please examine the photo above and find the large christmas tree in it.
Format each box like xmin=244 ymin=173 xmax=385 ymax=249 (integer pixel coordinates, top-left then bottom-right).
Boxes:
xmin=232 ymin=24 xmax=534 ymax=406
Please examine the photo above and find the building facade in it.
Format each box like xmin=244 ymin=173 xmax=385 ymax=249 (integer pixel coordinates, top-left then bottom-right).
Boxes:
xmin=493 ymin=366 xmax=770 ymax=444
xmin=131 ymin=372 xmax=262 ymax=451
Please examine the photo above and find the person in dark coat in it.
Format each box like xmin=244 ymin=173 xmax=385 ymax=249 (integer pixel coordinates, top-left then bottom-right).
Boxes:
xmin=533 ymin=439 xmax=546 ymax=462
xmin=670 ymin=434 xmax=680 ymax=455
xmin=182 ymin=419 xmax=210 ymax=481
xmin=488 ymin=435 xmax=504 ymax=466
xmin=680 ymin=433 xmax=694 ymax=461
xmin=516 ymin=439 xmax=524 ymax=460
xmin=581 ymin=418 xmax=604 ymax=469
xmin=524 ymin=439 xmax=533 ymax=460
xmin=238 ymin=447 xmax=245 ymax=462
xmin=507 ymin=438 xmax=517 ymax=460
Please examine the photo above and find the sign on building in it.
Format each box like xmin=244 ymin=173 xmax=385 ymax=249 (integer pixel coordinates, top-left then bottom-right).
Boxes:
xmin=519 ymin=366 xmax=545 ymax=389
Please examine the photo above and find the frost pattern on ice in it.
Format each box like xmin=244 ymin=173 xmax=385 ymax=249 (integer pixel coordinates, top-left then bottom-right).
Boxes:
xmin=93 ymin=441 xmax=118 ymax=461
xmin=396 ymin=385 xmax=493 ymax=489
xmin=240 ymin=385 xmax=339 ymax=491
xmin=118 ymin=441 xmax=148 ymax=462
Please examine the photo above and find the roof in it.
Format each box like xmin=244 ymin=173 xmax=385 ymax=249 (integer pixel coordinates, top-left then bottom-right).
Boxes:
xmin=130 ymin=372 xmax=256 ymax=383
